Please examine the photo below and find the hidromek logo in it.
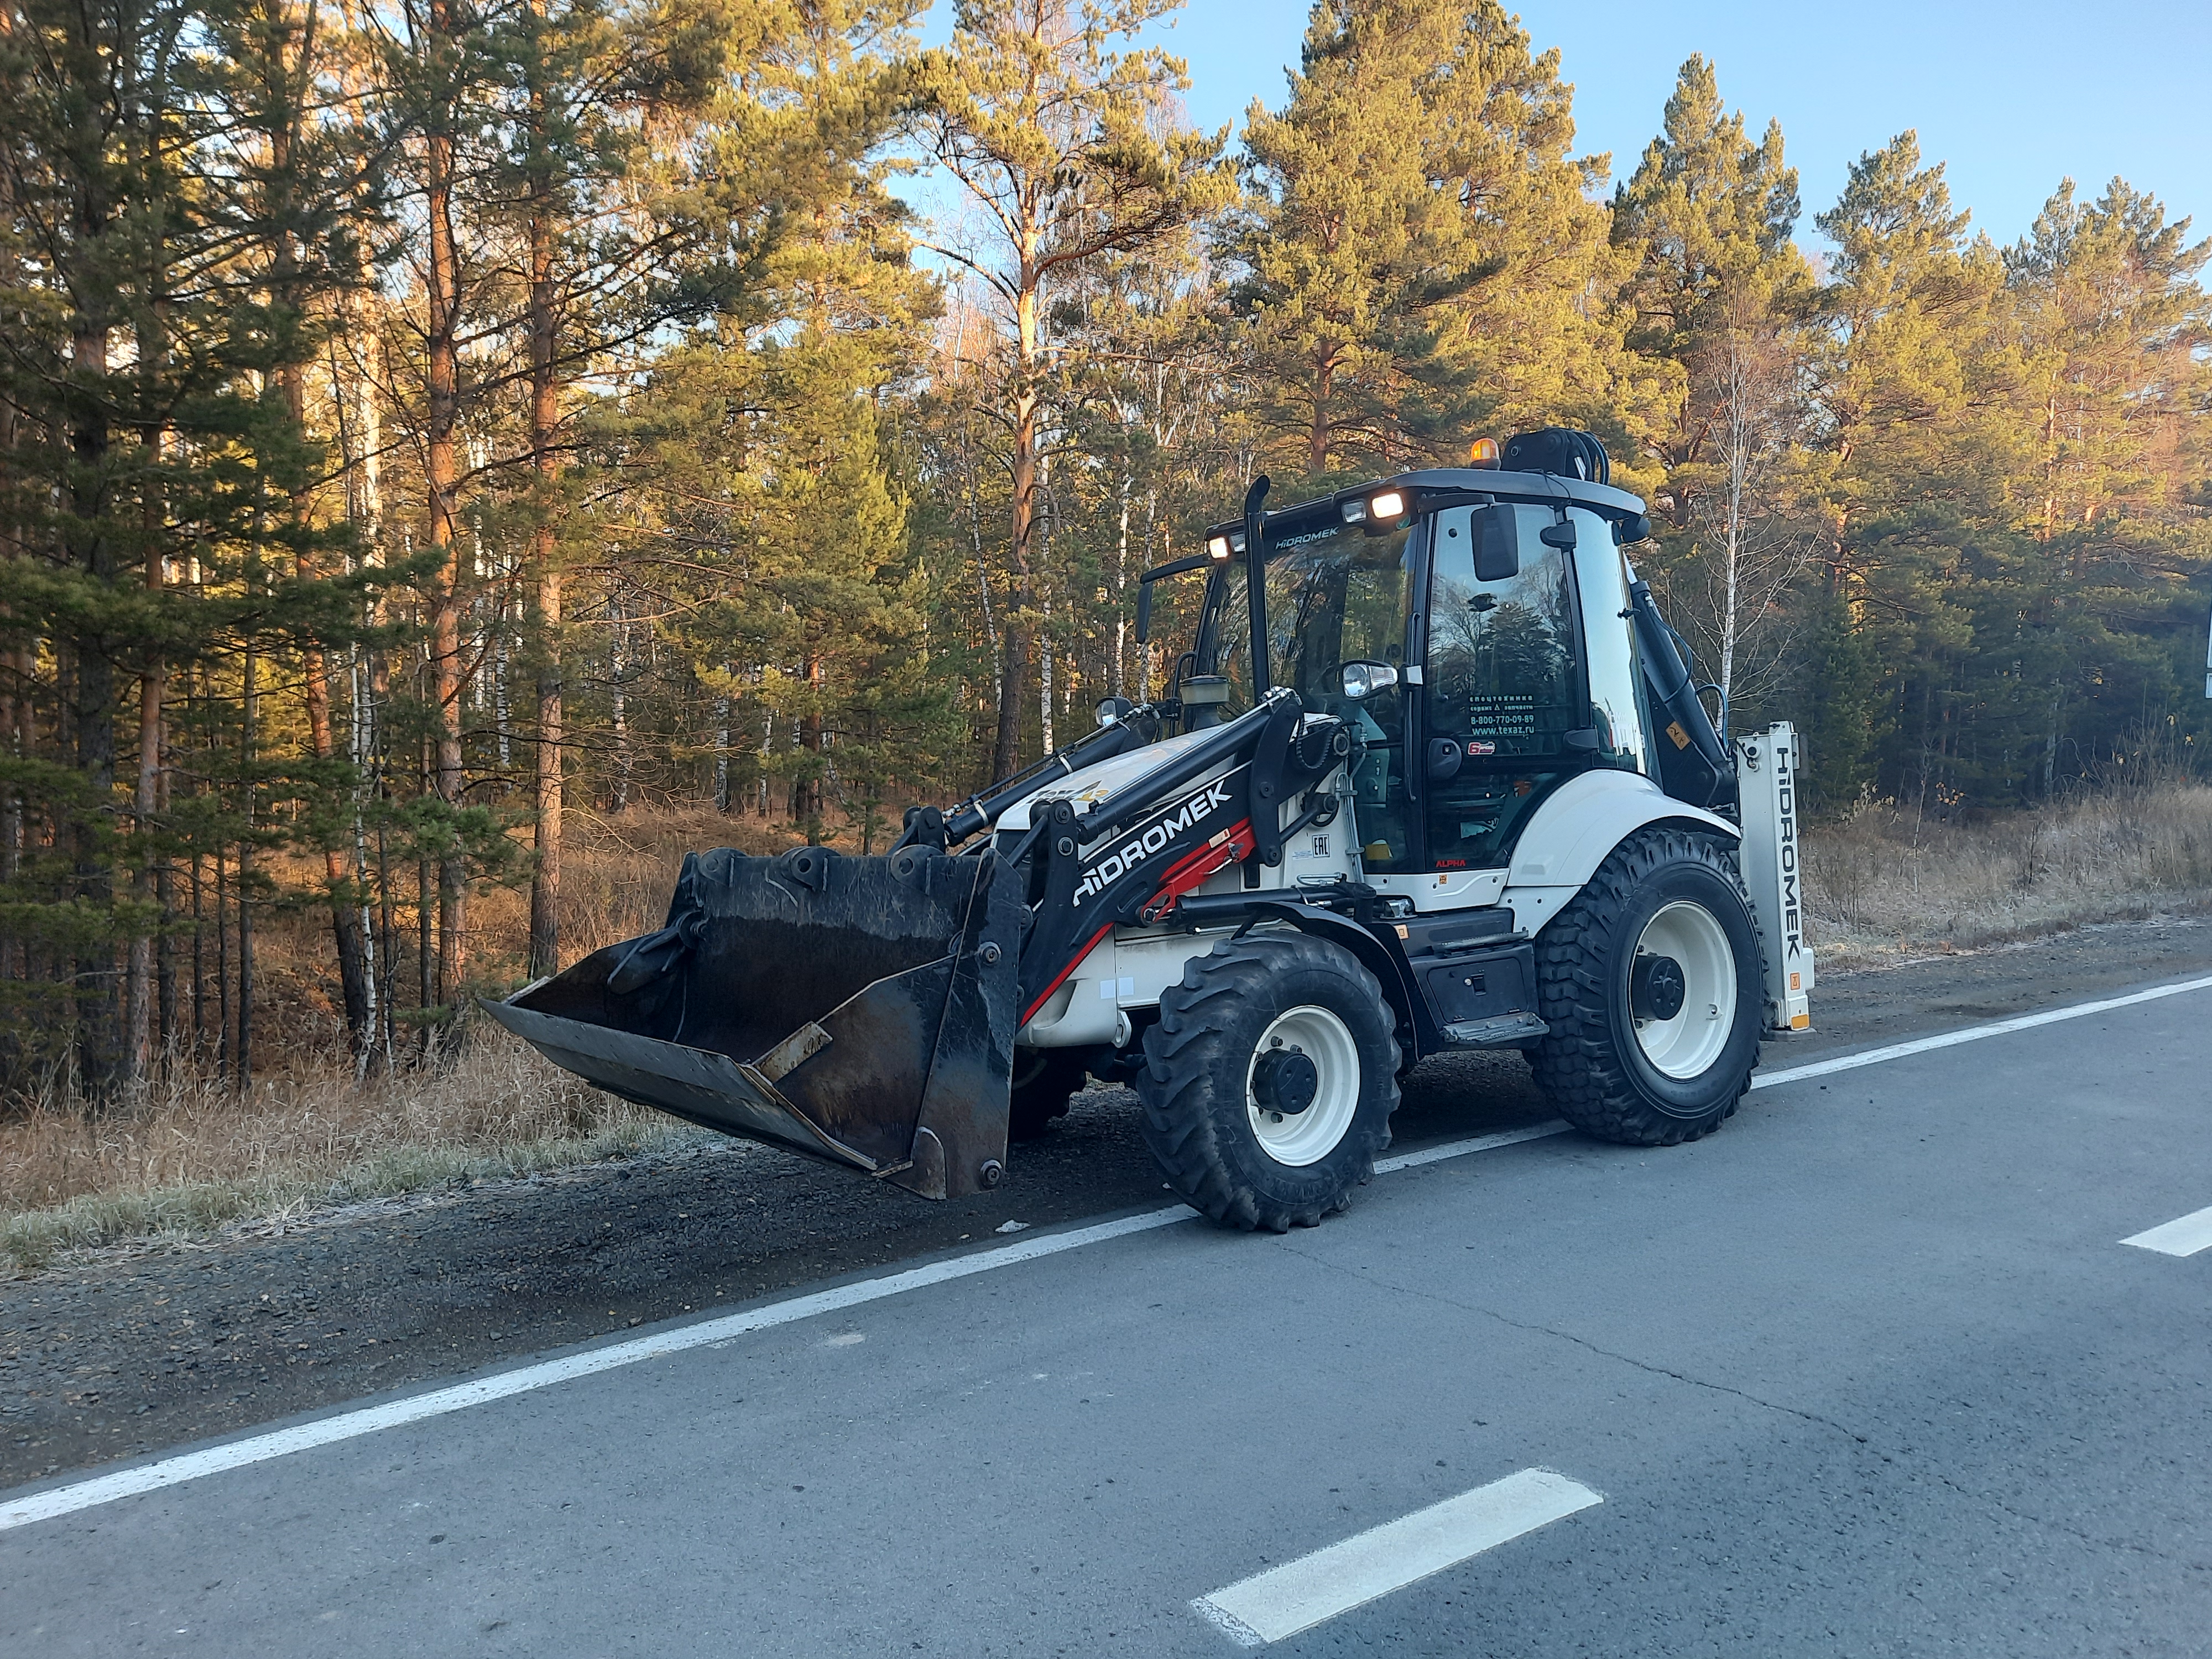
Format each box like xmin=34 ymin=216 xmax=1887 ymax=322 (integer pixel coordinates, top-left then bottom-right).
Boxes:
xmin=1776 ymin=742 xmax=1802 ymax=963
xmin=1072 ymin=777 xmax=1234 ymax=907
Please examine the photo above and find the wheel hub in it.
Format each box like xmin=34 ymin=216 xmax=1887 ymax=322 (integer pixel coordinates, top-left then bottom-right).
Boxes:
xmin=1245 ymin=1005 xmax=1362 ymax=1166
xmin=1630 ymin=953 xmax=1687 ymax=1022
xmin=1251 ymin=1047 xmax=1319 ymax=1116
xmin=1626 ymin=900 xmax=1739 ymax=1080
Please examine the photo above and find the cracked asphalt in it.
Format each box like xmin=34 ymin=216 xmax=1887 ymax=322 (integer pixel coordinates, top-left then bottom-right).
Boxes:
xmin=6 ymin=920 xmax=2211 ymax=1655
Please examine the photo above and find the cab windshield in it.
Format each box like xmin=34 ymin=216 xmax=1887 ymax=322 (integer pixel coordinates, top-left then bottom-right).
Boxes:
xmin=1202 ymin=520 xmax=1414 ymax=718
xmin=1200 ymin=518 xmax=1418 ymax=869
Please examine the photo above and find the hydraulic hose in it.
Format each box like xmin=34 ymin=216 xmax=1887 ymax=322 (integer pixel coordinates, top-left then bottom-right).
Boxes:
xmin=933 ymin=711 xmax=1157 ymax=844
xmin=1629 ymin=580 xmax=1734 ymax=806
xmin=1072 ymin=692 xmax=1287 ymax=848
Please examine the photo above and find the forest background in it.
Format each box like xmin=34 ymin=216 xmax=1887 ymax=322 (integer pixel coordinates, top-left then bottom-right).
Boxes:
xmin=1 ymin=0 xmax=2206 ymax=1107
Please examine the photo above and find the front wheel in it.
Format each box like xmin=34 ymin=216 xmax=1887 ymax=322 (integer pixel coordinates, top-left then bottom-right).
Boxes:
xmin=1138 ymin=932 xmax=1400 ymax=1231
xmin=1530 ymin=828 xmax=1762 ymax=1146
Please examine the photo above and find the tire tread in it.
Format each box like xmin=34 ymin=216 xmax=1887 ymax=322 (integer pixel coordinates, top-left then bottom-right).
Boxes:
xmin=1528 ymin=827 xmax=1759 ymax=1146
xmin=1138 ymin=932 xmax=1397 ymax=1232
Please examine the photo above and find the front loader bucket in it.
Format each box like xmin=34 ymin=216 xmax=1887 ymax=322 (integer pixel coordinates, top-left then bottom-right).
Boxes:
xmin=483 ymin=845 xmax=1024 ymax=1199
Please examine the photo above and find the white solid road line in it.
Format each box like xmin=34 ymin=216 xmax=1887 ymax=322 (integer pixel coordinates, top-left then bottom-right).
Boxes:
xmin=1 ymin=1126 xmax=1578 ymax=1533
xmin=0 ymin=1206 xmax=1191 ymax=1533
xmin=1374 ymin=1120 xmax=1571 ymax=1172
xmin=1752 ymin=972 xmax=2212 ymax=1091
xmin=1191 ymin=1468 xmax=1603 ymax=1647
xmin=2121 ymin=1205 xmax=2212 ymax=1258
xmin=9 ymin=973 xmax=2210 ymax=1534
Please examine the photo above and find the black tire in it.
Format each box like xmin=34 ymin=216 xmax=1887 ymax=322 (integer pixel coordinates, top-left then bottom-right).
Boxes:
xmin=1138 ymin=932 xmax=1400 ymax=1232
xmin=1008 ymin=1048 xmax=1086 ymax=1142
xmin=1530 ymin=827 xmax=1762 ymax=1146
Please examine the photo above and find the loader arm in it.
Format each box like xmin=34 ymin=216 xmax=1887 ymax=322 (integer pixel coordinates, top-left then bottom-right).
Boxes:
xmin=484 ymin=688 xmax=1344 ymax=1202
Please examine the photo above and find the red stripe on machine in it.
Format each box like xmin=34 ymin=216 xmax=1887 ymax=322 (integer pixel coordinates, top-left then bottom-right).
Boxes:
xmin=1020 ymin=922 xmax=1116 ymax=1026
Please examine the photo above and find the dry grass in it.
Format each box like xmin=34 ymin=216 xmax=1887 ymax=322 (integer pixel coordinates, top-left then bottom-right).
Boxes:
xmin=0 ymin=1032 xmax=716 ymax=1271
xmin=471 ymin=803 xmax=810 ymax=979
xmin=1 ymin=805 xmax=831 ymax=1272
xmin=1805 ymin=782 xmax=2212 ymax=968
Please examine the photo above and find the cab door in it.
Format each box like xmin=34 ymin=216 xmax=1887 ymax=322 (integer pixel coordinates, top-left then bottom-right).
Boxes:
xmin=1417 ymin=503 xmax=1650 ymax=873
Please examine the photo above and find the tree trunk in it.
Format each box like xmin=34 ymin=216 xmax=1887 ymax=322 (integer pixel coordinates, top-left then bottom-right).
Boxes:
xmin=237 ymin=628 xmax=255 ymax=1088
xmin=524 ymin=27 xmax=564 ymax=976
xmin=126 ymin=557 xmax=161 ymax=1083
xmin=126 ymin=311 xmax=166 ymax=1085
xmin=286 ymin=336 xmax=371 ymax=1047
xmin=991 ymin=269 xmax=1042 ymax=782
xmin=1112 ymin=471 xmax=1130 ymax=696
xmin=1718 ymin=327 xmax=1747 ymax=708
xmin=70 ymin=307 xmax=117 ymax=1097
xmin=712 ymin=692 xmax=731 ymax=813
xmin=425 ymin=0 xmax=467 ymax=1009
xmin=0 ymin=5 xmax=19 ymax=983
xmin=1307 ymin=352 xmax=1334 ymax=476
xmin=608 ymin=599 xmax=630 ymax=811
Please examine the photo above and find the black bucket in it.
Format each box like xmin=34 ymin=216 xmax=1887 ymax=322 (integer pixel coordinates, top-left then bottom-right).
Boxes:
xmin=482 ymin=844 xmax=1024 ymax=1198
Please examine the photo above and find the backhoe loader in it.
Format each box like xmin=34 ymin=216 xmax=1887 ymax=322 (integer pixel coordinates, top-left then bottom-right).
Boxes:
xmin=486 ymin=429 xmax=1813 ymax=1231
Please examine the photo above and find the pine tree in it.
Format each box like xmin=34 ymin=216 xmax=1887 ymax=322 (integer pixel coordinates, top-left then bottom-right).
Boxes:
xmin=1235 ymin=0 xmax=1625 ymax=481
xmin=1609 ymin=55 xmax=1812 ymax=713
xmin=911 ymin=0 xmax=1231 ymax=780
xmin=1992 ymin=179 xmax=2211 ymax=795
xmin=1804 ymin=132 xmax=2026 ymax=808
xmin=0 ymin=0 xmax=211 ymax=1088
xmin=488 ymin=0 xmax=761 ymax=975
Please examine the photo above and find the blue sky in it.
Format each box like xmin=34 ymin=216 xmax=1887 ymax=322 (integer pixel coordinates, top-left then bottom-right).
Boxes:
xmin=914 ymin=0 xmax=2211 ymax=254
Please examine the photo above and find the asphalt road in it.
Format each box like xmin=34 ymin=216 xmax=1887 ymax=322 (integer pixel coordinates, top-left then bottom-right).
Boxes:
xmin=5 ymin=967 xmax=2210 ymax=1655
xmin=11 ymin=911 xmax=2212 ymax=1489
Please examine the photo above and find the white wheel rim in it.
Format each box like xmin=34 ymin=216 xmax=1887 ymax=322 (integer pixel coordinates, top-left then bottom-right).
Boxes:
xmin=1245 ymin=1005 xmax=1361 ymax=1166
xmin=1629 ymin=900 xmax=1738 ymax=1079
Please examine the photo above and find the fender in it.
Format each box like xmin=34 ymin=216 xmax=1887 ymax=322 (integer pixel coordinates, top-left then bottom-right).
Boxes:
xmin=1168 ymin=895 xmax=1431 ymax=1055
xmin=1500 ymin=769 xmax=1738 ymax=938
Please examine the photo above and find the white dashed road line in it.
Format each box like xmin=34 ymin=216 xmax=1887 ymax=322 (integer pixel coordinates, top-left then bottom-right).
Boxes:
xmin=0 ymin=1206 xmax=1191 ymax=1533
xmin=1191 ymin=1468 xmax=1603 ymax=1647
xmin=2121 ymin=1206 xmax=2212 ymax=1258
xmin=1 ymin=1127 xmax=1581 ymax=1533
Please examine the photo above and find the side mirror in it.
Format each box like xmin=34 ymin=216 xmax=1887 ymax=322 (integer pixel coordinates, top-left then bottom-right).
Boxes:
xmin=1426 ymin=737 xmax=1463 ymax=783
xmin=1468 ymin=503 xmax=1522 ymax=581
xmin=1339 ymin=660 xmax=1400 ymax=701
xmin=1538 ymin=517 xmax=1577 ymax=551
xmin=1611 ymin=513 xmax=1652 ymax=546
xmin=1135 ymin=579 xmax=1153 ymax=645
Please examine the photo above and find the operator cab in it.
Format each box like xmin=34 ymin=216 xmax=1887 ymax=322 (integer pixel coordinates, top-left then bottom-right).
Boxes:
xmin=1141 ymin=439 xmax=1718 ymax=894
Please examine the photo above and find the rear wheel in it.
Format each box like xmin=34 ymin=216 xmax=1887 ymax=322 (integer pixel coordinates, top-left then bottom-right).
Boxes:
xmin=1530 ymin=828 xmax=1762 ymax=1146
xmin=1138 ymin=932 xmax=1400 ymax=1231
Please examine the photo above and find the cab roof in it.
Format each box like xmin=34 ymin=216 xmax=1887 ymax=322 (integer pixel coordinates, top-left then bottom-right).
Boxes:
xmin=1200 ymin=468 xmax=1649 ymax=548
